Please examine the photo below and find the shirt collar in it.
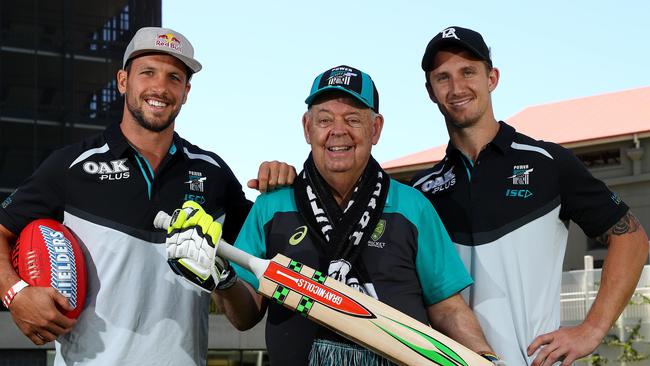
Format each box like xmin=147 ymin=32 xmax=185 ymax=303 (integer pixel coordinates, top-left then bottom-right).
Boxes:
xmin=170 ymin=131 xmax=183 ymax=157
xmin=103 ymin=122 xmax=131 ymax=158
xmin=445 ymin=121 xmax=517 ymax=158
xmin=104 ymin=122 xmax=184 ymax=159
xmin=491 ymin=121 xmax=516 ymax=154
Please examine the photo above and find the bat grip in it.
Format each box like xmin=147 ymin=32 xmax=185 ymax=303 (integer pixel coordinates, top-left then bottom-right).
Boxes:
xmin=215 ymin=241 xmax=267 ymax=279
xmin=153 ymin=211 xmax=173 ymax=231
xmin=154 ymin=211 xmax=268 ymax=279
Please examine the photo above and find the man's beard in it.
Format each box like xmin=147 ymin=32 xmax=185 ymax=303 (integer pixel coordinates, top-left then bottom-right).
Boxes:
xmin=126 ymin=95 xmax=180 ymax=133
xmin=439 ymin=105 xmax=480 ymax=130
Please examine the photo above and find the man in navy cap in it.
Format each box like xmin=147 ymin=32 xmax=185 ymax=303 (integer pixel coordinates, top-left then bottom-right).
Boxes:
xmin=413 ymin=25 xmax=649 ymax=366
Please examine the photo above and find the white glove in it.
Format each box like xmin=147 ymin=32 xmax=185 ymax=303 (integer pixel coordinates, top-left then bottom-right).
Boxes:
xmin=163 ymin=201 xmax=235 ymax=292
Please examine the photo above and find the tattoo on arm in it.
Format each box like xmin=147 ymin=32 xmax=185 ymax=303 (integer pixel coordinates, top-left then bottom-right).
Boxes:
xmin=595 ymin=211 xmax=641 ymax=246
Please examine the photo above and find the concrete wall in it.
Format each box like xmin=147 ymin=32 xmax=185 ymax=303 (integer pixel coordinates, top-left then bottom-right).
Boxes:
xmin=564 ymin=136 xmax=650 ymax=271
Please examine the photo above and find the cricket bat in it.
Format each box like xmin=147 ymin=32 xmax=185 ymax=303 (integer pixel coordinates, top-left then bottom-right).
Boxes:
xmin=154 ymin=211 xmax=492 ymax=366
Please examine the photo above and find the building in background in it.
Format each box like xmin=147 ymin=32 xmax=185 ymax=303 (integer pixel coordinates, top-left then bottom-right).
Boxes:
xmin=2 ymin=3 xmax=649 ymax=362
xmin=1 ymin=3 xmax=269 ymax=365
xmin=0 ymin=0 xmax=160 ymax=199
xmin=0 ymin=1 xmax=160 ymax=365
xmin=382 ymin=86 xmax=650 ymax=271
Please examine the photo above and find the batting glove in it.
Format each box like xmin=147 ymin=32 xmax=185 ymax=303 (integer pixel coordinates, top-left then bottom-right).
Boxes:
xmin=165 ymin=201 xmax=235 ymax=292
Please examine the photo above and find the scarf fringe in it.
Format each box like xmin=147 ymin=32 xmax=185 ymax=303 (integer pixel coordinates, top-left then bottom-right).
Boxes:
xmin=308 ymin=339 xmax=396 ymax=366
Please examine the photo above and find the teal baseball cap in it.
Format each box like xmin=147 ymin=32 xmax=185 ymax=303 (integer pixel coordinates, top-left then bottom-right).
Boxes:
xmin=305 ymin=65 xmax=379 ymax=112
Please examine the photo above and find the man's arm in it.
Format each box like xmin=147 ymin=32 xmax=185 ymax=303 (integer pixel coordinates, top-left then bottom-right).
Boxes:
xmin=212 ymin=278 xmax=267 ymax=331
xmin=528 ymin=210 xmax=649 ymax=366
xmin=427 ymin=293 xmax=495 ymax=357
xmin=0 ymin=224 xmax=75 ymax=345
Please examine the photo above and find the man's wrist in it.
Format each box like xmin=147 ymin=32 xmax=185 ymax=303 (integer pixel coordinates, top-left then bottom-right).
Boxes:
xmin=581 ymin=316 xmax=611 ymax=339
xmin=478 ymin=351 xmax=503 ymax=364
xmin=2 ymin=279 xmax=29 ymax=308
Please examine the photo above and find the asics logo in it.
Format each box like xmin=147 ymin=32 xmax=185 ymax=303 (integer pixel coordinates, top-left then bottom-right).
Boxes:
xmin=289 ymin=226 xmax=308 ymax=245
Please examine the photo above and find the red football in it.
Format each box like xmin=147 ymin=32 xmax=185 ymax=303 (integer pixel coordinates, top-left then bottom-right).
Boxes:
xmin=11 ymin=219 xmax=87 ymax=319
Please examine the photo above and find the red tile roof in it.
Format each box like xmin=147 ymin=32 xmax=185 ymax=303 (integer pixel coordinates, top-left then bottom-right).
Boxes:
xmin=383 ymin=86 xmax=650 ymax=170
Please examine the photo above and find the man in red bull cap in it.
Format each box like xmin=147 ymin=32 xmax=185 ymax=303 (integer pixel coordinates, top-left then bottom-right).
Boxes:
xmin=0 ymin=26 xmax=295 ymax=365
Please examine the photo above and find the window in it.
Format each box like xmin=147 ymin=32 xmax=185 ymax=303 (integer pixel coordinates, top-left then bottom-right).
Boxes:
xmin=575 ymin=148 xmax=621 ymax=168
xmin=90 ymin=5 xmax=130 ymax=51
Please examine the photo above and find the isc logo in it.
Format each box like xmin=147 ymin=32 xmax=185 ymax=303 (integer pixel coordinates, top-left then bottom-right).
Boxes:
xmin=184 ymin=194 xmax=206 ymax=205
xmin=505 ymin=189 xmax=533 ymax=198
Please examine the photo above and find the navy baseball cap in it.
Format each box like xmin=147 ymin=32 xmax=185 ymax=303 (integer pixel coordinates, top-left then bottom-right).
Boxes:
xmin=421 ymin=26 xmax=492 ymax=71
xmin=305 ymin=65 xmax=379 ymax=113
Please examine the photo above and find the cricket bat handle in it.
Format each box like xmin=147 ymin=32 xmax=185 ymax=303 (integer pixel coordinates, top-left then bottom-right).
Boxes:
xmin=153 ymin=211 xmax=268 ymax=278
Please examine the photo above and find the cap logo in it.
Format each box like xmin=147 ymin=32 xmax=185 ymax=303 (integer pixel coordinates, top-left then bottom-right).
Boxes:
xmin=155 ymin=33 xmax=182 ymax=51
xmin=327 ymin=67 xmax=357 ymax=87
xmin=441 ymin=27 xmax=460 ymax=40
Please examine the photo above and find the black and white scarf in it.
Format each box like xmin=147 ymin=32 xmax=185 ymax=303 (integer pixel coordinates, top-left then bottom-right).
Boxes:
xmin=294 ymin=153 xmax=390 ymax=297
xmin=294 ymin=154 xmax=392 ymax=366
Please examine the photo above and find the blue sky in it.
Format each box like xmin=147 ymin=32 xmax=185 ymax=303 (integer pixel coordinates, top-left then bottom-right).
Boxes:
xmin=163 ymin=1 xmax=650 ymax=199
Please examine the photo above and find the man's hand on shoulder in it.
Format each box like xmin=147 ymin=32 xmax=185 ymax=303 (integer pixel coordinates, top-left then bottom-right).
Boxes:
xmin=247 ymin=161 xmax=296 ymax=193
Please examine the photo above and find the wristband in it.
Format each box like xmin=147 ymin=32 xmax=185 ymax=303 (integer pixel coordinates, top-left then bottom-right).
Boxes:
xmin=2 ymin=280 xmax=29 ymax=308
xmin=216 ymin=268 xmax=238 ymax=291
xmin=479 ymin=352 xmax=501 ymax=363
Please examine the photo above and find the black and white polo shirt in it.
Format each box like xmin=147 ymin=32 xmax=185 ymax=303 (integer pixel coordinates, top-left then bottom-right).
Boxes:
xmin=0 ymin=122 xmax=252 ymax=366
xmin=411 ymin=121 xmax=628 ymax=366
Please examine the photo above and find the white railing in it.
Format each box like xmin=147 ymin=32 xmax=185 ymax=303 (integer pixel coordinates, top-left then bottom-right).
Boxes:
xmin=561 ymin=258 xmax=650 ymax=365
xmin=561 ymin=264 xmax=650 ymax=324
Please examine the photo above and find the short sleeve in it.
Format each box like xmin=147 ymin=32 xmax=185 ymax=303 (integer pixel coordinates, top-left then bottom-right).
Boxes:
xmin=220 ymin=163 xmax=253 ymax=243
xmin=555 ymin=145 xmax=629 ymax=238
xmin=0 ymin=150 xmax=67 ymax=235
xmin=414 ymin=197 xmax=473 ymax=305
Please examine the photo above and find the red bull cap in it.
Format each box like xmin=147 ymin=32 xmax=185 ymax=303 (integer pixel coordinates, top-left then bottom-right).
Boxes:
xmin=123 ymin=27 xmax=202 ymax=73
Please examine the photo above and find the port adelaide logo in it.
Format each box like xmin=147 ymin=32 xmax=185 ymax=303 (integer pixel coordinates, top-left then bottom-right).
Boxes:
xmin=508 ymin=164 xmax=533 ymax=185
xmin=505 ymin=164 xmax=534 ymax=199
xmin=327 ymin=66 xmax=357 ymax=86
xmin=184 ymin=171 xmax=207 ymax=205
xmin=185 ymin=171 xmax=206 ymax=192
